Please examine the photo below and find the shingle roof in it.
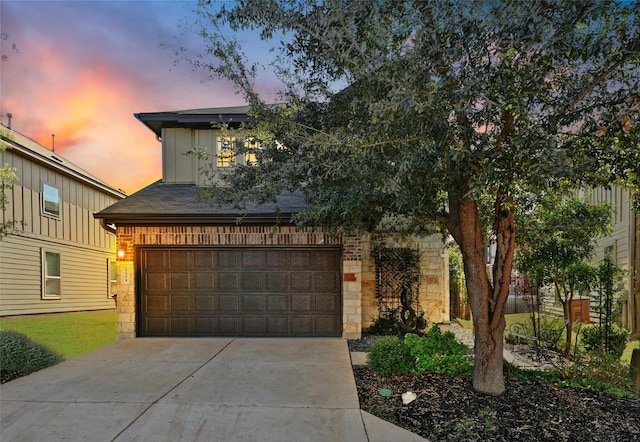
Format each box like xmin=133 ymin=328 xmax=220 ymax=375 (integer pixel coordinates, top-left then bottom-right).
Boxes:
xmin=94 ymin=180 xmax=306 ymax=225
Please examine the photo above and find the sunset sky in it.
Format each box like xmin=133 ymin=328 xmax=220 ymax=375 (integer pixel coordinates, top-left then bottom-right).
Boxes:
xmin=1 ymin=0 xmax=279 ymax=194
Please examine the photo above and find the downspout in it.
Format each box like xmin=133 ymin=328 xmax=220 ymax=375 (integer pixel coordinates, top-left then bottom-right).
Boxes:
xmin=99 ymin=218 xmax=117 ymax=235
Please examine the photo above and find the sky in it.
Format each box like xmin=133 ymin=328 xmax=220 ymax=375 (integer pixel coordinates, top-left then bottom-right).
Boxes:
xmin=0 ymin=0 xmax=278 ymax=194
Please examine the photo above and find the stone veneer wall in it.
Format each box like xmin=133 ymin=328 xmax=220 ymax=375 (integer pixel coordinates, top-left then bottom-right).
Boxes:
xmin=360 ymin=233 xmax=450 ymax=331
xmin=113 ymin=226 xmax=364 ymax=339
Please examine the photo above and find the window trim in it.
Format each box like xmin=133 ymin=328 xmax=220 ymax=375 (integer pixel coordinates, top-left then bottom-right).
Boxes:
xmin=42 ymin=183 xmax=61 ymax=218
xmin=41 ymin=249 xmax=61 ymax=300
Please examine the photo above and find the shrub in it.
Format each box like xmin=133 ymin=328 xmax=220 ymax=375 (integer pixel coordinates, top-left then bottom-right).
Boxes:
xmin=557 ymin=351 xmax=638 ymax=397
xmin=366 ymin=308 xmax=427 ymax=336
xmin=0 ymin=330 xmax=62 ymax=381
xmin=367 ymin=336 xmax=415 ymax=377
xmin=404 ymin=325 xmax=473 ymax=376
xmin=580 ymin=323 xmax=628 ymax=360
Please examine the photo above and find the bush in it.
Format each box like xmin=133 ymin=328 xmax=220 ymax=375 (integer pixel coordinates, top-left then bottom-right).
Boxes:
xmin=581 ymin=324 xmax=628 ymax=360
xmin=366 ymin=308 xmax=427 ymax=336
xmin=0 ymin=330 xmax=62 ymax=381
xmin=367 ymin=336 xmax=415 ymax=377
xmin=404 ymin=325 xmax=473 ymax=376
xmin=557 ymin=351 xmax=638 ymax=397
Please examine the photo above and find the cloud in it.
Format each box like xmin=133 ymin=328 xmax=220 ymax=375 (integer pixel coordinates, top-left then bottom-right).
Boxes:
xmin=0 ymin=0 xmax=281 ymax=194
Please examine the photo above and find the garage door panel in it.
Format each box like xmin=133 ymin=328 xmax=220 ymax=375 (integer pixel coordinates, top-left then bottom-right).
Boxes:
xmin=194 ymin=250 xmax=215 ymax=268
xmin=266 ymin=295 xmax=288 ymax=312
xmin=243 ymin=317 xmax=266 ymax=335
xmin=170 ymin=273 xmax=191 ymax=290
xmin=242 ymin=250 xmax=266 ymax=268
xmin=144 ymin=250 xmax=168 ymax=270
xmin=146 ymin=295 xmax=168 ymax=313
xmin=266 ymin=251 xmax=287 ymax=268
xmin=170 ymin=295 xmax=191 ymax=312
xmin=195 ymin=294 xmax=215 ymax=312
xmin=315 ymin=317 xmax=340 ymax=335
xmin=195 ymin=273 xmax=215 ymax=289
xmin=146 ymin=317 xmax=168 ymax=335
xmin=170 ymin=317 xmax=191 ymax=335
xmin=291 ymin=294 xmax=313 ymax=312
xmin=218 ymin=272 xmax=240 ymax=290
xmin=242 ymin=294 xmax=264 ymax=312
xmin=218 ymin=251 xmax=239 ymax=268
xmin=218 ymin=294 xmax=240 ymax=312
xmin=218 ymin=317 xmax=239 ymax=334
xmin=266 ymin=317 xmax=288 ymax=335
xmin=314 ymin=272 xmax=339 ymax=290
xmin=266 ymin=272 xmax=288 ymax=290
xmin=291 ymin=317 xmax=313 ymax=335
xmin=145 ymin=273 xmax=168 ymax=291
xmin=139 ymin=247 xmax=341 ymax=337
xmin=291 ymin=272 xmax=312 ymax=290
xmin=195 ymin=317 xmax=215 ymax=334
xmin=316 ymin=293 xmax=340 ymax=313
xmin=242 ymin=273 xmax=264 ymax=290
xmin=169 ymin=250 xmax=191 ymax=269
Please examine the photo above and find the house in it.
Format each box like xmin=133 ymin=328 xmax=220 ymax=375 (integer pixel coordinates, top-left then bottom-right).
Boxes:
xmin=583 ymin=187 xmax=639 ymax=336
xmin=95 ymin=107 xmax=450 ymax=339
xmin=0 ymin=124 xmax=126 ymax=316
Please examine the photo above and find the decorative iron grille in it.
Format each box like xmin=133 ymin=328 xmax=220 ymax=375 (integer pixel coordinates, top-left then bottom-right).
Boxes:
xmin=374 ymin=245 xmax=423 ymax=333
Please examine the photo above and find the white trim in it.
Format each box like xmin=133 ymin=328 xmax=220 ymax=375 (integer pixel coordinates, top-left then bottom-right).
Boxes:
xmin=41 ymin=248 xmax=61 ymax=300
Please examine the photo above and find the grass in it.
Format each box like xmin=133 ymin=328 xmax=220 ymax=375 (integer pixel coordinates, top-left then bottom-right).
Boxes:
xmin=455 ymin=313 xmax=639 ymax=363
xmin=0 ymin=310 xmax=118 ymax=360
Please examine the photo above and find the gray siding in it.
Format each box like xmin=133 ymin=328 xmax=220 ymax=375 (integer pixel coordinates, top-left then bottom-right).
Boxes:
xmin=0 ymin=235 xmax=116 ymax=315
xmin=1 ymin=140 xmax=121 ymax=316
xmin=587 ymin=187 xmax=635 ymax=329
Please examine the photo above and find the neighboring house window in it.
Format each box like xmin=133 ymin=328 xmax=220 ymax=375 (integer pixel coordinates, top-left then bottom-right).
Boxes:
xmin=42 ymin=183 xmax=60 ymax=217
xmin=42 ymin=249 xmax=61 ymax=299
xmin=108 ymin=259 xmax=117 ymax=298
xmin=217 ymin=137 xmax=260 ymax=167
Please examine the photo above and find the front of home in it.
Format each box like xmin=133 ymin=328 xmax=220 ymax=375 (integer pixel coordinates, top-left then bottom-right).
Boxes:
xmin=95 ymin=107 xmax=449 ymax=339
xmin=0 ymin=124 xmax=126 ymax=316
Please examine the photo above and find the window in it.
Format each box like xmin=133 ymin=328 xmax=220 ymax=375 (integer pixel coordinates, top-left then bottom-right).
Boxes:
xmin=216 ymin=136 xmax=260 ymax=167
xmin=108 ymin=259 xmax=117 ymax=298
xmin=42 ymin=183 xmax=60 ymax=217
xmin=42 ymin=250 xmax=61 ymax=299
xmin=217 ymin=137 xmax=236 ymax=167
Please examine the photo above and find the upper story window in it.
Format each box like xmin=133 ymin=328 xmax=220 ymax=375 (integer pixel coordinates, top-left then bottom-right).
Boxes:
xmin=216 ymin=137 xmax=259 ymax=167
xmin=42 ymin=183 xmax=60 ymax=217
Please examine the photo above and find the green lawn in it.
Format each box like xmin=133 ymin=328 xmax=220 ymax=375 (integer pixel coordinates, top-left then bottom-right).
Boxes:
xmin=0 ymin=311 xmax=118 ymax=360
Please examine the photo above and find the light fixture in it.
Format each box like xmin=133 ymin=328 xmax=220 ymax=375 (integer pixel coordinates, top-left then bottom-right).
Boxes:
xmin=117 ymin=249 xmax=125 ymax=259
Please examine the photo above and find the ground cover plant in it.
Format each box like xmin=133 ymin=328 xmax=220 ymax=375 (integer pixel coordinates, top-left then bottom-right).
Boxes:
xmin=0 ymin=331 xmax=62 ymax=383
xmin=0 ymin=311 xmax=117 ymax=383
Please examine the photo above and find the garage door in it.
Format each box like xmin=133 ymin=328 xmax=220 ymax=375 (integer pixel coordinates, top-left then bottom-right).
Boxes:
xmin=138 ymin=247 xmax=342 ymax=337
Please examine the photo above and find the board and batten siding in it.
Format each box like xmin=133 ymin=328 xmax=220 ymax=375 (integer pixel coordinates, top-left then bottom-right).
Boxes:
xmin=1 ymin=139 xmax=121 ymax=316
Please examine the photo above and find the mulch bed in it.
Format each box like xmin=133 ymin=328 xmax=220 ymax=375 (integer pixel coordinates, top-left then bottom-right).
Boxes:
xmin=352 ymin=358 xmax=640 ymax=441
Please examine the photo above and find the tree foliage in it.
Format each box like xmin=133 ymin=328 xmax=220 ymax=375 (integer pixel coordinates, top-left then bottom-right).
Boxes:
xmin=516 ymin=192 xmax=612 ymax=354
xmin=0 ymin=129 xmax=19 ymax=238
xmin=190 ymin=0 xmax=640 ymax=394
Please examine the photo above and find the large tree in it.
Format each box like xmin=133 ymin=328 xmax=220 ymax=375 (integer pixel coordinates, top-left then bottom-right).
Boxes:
xmin=190 ymin=0 xmax=640 ymax=395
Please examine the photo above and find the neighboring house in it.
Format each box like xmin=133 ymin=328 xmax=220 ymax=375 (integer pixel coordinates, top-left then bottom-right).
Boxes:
xmin=0 ymin=124 xmax=126 ymax=316
xmin=583 ymin=187 xmax=639 ymax=335
xmin=95 ymin=107 xmax=449 ymax=339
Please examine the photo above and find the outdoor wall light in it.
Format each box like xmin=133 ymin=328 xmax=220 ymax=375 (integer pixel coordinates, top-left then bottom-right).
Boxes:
xmin=117 ymin=249 xmax=125 ymax=259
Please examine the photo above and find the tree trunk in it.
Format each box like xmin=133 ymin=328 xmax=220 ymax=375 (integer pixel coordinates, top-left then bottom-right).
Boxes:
xmin=446 ymin=195 xmax=514 ymax=396
xmin=562 ymin=299 xmax=573 ymax=356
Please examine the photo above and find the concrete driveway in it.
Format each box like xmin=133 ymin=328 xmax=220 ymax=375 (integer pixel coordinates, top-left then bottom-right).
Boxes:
xmin=1 ymin=338 xmax=425 ymax=442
